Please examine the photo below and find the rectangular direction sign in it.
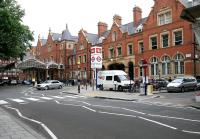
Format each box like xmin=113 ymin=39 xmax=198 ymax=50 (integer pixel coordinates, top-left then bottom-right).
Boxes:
xmin=91 ymin=46 xmax=102 ymax=69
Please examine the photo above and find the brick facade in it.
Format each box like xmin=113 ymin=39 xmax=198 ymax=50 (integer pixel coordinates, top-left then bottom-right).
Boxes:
xmin=34 ymin=0 xmax=200 ymax=82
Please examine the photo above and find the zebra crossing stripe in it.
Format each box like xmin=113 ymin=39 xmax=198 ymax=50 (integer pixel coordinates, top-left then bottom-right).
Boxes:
xmin=40 ymin=97 xmax=53 ymax=100
xmin=52 ymin=96 xmax=64 ymax=99
xmin=25 ymin=98 xmax=40 ymax=101
xmin=0 ymin=100 xmax=8 ymax=105
xmin=64 ymin=96 xmax=77 ymax=99
xmin=10 ymin=99 xmax=27 ymax=103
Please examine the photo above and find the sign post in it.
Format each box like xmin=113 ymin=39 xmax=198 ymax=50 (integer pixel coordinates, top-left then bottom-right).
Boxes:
xmin=91 ymin=46 xmax=102 ymax=90
xmin=141 ymin=59 xmax=148 ymax=95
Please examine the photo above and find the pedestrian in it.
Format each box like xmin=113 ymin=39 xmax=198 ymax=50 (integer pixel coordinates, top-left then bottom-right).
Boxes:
xmin=168 ymin=77 xmax=172 ymax=82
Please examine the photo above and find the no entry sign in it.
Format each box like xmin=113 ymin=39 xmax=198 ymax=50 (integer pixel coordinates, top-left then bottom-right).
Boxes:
xmin=91 ymin=46 xmax=102 ymax=69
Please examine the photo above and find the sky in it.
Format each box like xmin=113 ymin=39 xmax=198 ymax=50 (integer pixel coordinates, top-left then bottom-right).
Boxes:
xmin=16 ymin=0 xmax=154 ymax=46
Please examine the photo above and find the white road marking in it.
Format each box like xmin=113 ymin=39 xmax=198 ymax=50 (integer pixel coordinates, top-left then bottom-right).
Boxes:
xmin=55 ymin=100 xmax=81 ymax=107
xmin=10 ymin=99 xmax=26 ymax=103
xmin=0 ymin=100 xmax=8 ymax=105
xmin=25 ymin=98 xmax=40 ymax=101
xmin=64 ymin=96 xmax=77 ymax=99
xmin=122 ymin=108 xmax=146 ymax=115
xmin=80 ymin=101 xmax=91 ymax=106
xmin=148 ymin=114 xmax=200 ymax=123
xmin=82 ymin=106 xmax=96 ymax=112
xmin=52 ymin=96 xmax=64 ymax=99
xmin=182 ymin=130 xmax=200 ymax=135
xmin=92 ymin=104 xmax=121 ymax=109
xmin=99 ymin=111 xmax=136 ymax=118
xmin=138 ymin=116 xmax=177 ymax=130
xmin=5 ymin=106 xmax=58 ymax=139
xmin=40 ymin=97 xmax=53 ymax=100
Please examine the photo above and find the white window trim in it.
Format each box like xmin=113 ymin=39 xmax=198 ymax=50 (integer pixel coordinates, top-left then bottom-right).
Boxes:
xmin=160 ymin=31 xmax=170 ymax=48
xmin=157 ymin=9 xmax=172 ymax=26
xmin=127 ymin=43 xmax=133 ymax=56
xmin=138 ymin=40 xmax=144 ymax=54
xmin=172 ymin=28 xmax=184 ymax=46
xmin=149 ymin=34 xmax=158 ymax=50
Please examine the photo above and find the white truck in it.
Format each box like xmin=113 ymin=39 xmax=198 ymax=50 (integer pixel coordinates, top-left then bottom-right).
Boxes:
xmin=97 ymin=70 xmax=134 ymax=91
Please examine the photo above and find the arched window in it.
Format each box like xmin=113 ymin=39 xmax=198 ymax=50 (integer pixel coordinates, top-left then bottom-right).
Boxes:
xmin=174 ymin=54 xmax=184 ymax=74
xmin=161 ymin=56 xmax=171 ymax=75
xmin=150 ymin=57 xmax=159 ymax=76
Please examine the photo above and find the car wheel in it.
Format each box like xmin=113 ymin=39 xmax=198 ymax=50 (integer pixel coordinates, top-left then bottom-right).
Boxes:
xmin=118 ymin=86 xmax=123 ymax=92
xmin=59 ymin=85 xmax=62 ymax=89
xmin=45 ymin=86 xmax=49 ymax=90
xmin=100 ymin=85 xmax=104 ymax=91
xmin=181 ymin=87 xmax=184 ymax=93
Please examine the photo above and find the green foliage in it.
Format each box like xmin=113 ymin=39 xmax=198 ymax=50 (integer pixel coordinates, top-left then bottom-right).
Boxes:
xmin=0 ymin=0 xmax=34 ymax=60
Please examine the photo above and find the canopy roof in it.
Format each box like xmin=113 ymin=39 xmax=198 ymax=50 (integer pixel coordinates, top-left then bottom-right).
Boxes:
xmin=17 ymin=58 xmax=46 ymax=69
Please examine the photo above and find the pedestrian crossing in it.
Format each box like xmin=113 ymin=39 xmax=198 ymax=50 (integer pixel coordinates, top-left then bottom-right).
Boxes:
xmin=0 ymin=95 xmax=87 ymax=106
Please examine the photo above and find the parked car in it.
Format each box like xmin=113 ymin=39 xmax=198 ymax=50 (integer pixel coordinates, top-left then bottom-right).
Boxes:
xmin=36 ymin=80 xmax=64 ymax=90
xmin=22 ymin=80 xmax=31 ymax=85
xmin=149 ymin=79 xmax=169 ymax=90
xmin=10 ymin=80 xmax=18 ymax=85
xmin=0 ymin=79 xmax=9 ymax=86
xmin=167 ymin=76 xmax=197 ymax=92
xmin=196 ymin=78 xmax=200 ymax=90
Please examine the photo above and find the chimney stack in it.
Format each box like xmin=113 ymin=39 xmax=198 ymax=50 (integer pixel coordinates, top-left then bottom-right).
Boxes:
xmin=98 ymin=22 xmax=108 ymax=37
xmin=113 ymin=14 xmax=122 ymax=25
xmin=133 ymin=6 xmax=142 ymax=27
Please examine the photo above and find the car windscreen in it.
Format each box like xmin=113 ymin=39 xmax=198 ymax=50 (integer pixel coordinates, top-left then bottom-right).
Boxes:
xmin=118 ymin=75 xmax=128 ymax=81
xmin=44 ymin=80 xmax=51 ymax=83
xmin=172 ymin=78 xmax=183 ymax=83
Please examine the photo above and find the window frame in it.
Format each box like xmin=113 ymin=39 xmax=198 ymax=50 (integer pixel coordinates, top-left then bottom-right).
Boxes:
xmin=157 ymin=9 xmax=172 ymax=26
xmin=149 ymin=35 xmax=158 ymax=50
xmin=127 ymin=43 xmax=133 ymax=55
xmin=117 ymin=45 xmax=122 ymax=57
xmin=160 ymin=32 xmax=170 ymax=48
xmin=173 ymin=28 xmax=183 ymax=46
xmin=138 ymin=40 xmax=144 ymax=54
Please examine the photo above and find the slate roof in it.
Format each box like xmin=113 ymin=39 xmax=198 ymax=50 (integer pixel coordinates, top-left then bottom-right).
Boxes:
xmin=120 ymin=17 xmax=148 ymax=35
xmin=61 ymin=25 xmax=78 ymax=41
xmin=52 ymin=33 xmax=62 ymax=41
xmin=85 ymin=32 xmax=99 ymax=45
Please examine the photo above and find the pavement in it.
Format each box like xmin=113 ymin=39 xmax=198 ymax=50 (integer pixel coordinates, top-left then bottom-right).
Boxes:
xmin=0 ymin=85 xmax=200 ymax=139
xmin=62 ymin=85 xmax=200 ymax=109
xmin=0 ymin=107 xmax=46 ymax=139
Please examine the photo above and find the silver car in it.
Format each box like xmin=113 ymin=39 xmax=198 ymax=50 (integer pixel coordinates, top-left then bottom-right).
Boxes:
xmin=36 ymin=80 xmax=64 ymax=90
xmin=167 ymin=76 xmax=197 ymax=92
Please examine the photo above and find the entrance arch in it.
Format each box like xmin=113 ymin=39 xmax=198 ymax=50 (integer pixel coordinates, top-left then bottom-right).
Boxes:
xmin=108 ymin=63 xmax=125 ymax=71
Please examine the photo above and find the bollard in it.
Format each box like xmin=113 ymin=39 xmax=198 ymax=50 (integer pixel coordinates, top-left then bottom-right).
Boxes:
xmin=78 ymin=80 xmax=80 ymax=93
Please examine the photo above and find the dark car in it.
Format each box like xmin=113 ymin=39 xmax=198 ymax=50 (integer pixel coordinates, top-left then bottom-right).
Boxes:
xmin=150 ymin=79 xmax=169 ymax=90
xmin=0 ymin=79 xmax=9 ymax=86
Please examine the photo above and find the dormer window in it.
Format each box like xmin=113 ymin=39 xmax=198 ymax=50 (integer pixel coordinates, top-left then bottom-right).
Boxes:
xmin=157 ymin=10 xmax=172 ymax=26
xmin=79 ymin=44 xmax=84 ymax=50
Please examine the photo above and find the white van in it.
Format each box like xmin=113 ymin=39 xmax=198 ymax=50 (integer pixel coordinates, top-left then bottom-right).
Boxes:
xmin=97 ymin=70 xmax=134 ymax=91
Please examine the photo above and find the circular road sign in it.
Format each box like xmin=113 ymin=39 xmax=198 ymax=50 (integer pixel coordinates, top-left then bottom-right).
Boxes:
xmin=96 ymin=56 xmax=102 ymax=62
xmin=91 ymin=56 xmax=95 ymax=62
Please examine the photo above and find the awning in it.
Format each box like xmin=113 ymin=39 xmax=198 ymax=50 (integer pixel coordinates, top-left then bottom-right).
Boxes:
xmin=47 ymin=61 xmax=59 ymax=69
xmin=17 ymin=58 xmax=46 ymax=69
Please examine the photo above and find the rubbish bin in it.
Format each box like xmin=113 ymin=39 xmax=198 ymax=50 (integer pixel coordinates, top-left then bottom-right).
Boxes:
xmin=140 ymin=83 xmax=145 ymax=95
xmin=147 ymin=85 xmax=153 ymax=95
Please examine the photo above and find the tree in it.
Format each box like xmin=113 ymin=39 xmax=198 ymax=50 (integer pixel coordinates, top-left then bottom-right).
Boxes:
xmin=0 ymin=0 xmax=34 ymax=60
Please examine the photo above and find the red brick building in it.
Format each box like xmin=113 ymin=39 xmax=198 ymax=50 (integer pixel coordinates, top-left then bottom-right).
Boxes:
xmin=98 ymin=0 xmax=200 ymax=81
xmin=34 ymin=0 xmax=200 ymax=82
